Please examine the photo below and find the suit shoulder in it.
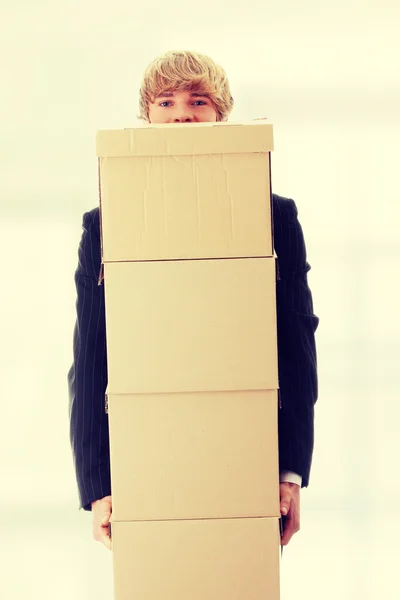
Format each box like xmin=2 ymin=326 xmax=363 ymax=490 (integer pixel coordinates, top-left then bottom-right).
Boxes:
xmin=272 ymin=193 xmax=298 ymax=223
xmin=76 ymin=207 xmax=102 ymax=281
xmin=272 ymin=193 xmax=308 ymax=268
xmin=81 ymin=206 xmax=100 ymax=236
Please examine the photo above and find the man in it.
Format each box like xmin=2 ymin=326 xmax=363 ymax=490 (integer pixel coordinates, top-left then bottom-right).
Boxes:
xmin=67 ymin=50 xmax=319 ymax=552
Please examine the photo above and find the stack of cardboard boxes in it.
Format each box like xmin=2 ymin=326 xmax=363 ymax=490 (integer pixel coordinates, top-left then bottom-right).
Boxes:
xmin=96 ymin=121 xmax=281 ymax=600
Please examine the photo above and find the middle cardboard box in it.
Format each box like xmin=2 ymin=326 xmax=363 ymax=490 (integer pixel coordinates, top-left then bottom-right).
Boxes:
xmin=104 ymin=257 xmax=278 ymax=394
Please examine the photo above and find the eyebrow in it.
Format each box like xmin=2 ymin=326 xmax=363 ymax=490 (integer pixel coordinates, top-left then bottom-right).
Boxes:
xmin=155 ymin=91 xmax=209 ymax=100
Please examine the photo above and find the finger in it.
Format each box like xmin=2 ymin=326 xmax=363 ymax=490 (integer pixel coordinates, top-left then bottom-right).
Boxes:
xmin=93 ymin=522 xmax=109 ymax=542
xmin=101 ymin=513 xmax=111 ymax=526
xmin=280 ymin=516 xmax=295 ymax=546
xmin=280 ymin=492 xmax=292 ymax=516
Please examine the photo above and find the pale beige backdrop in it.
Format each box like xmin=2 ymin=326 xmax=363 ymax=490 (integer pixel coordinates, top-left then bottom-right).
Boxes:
xmin=1 ymin=1 xmax=399 ymax=599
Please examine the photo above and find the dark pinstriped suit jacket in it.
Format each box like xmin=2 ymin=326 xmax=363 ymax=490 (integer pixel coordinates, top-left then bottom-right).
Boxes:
xmin=67 ymin=194 xmax=319 ymax=511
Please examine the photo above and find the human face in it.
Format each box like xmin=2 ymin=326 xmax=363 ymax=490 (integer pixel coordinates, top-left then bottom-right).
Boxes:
xmin=148 ymin=89 xmax=219 ymax=124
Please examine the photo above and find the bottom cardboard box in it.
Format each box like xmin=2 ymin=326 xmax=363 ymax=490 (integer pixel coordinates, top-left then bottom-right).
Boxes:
xmin=110 ymin=516 xmax=280 ymax=600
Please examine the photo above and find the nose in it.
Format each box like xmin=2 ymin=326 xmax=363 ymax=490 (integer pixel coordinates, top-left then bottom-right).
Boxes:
xmin=174 ymin=110 xmax=194 ymax=123
xmin=174 ymin=116 xmax=193 ymax=123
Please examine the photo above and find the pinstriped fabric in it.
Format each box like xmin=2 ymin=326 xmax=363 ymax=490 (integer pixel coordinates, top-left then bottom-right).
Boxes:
xmin=273 ymin=195 xmax=319 ymax=488
xmin=67 ymin=194 xmax=319 ymax=511
xmin=67 ymin=208 xmax=110 ymax=511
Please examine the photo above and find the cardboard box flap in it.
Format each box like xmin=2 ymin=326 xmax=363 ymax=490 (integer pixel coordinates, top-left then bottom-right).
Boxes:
xmin=96 ymin=121 xmax=274 ymax=157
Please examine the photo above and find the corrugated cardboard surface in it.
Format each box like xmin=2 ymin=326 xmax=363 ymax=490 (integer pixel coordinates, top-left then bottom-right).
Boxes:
xmin=110 ymin=516 xmax=280 ymax=600
xmin=108 ymin=389 xmax=279 ymax=521
xmin=96 ymin=122 xmax=273 ymax=262
xmin=104 ymin=257 xmax=278 ymax=394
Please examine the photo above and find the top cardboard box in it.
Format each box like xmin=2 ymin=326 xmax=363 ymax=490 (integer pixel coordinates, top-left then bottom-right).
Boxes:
xmin=96 ymin=121 xmax=274 ymax=264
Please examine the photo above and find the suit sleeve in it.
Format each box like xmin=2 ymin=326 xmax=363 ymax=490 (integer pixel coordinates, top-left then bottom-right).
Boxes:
xmin=67 ymin=210 xmax=111 ymax=511
xmin=273 ymin=198 xmax=319 ymax=488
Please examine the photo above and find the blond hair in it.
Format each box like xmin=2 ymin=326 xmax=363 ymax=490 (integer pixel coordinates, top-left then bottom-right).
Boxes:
xmin=138 ymin=50 xmax=234 ymax=122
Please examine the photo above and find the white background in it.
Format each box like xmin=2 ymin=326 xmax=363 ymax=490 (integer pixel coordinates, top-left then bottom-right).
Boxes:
xmin=1 ymin=0 xmax=399 ymax=598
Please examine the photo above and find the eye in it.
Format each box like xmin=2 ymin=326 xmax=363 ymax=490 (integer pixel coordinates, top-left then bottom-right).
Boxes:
xmin=159 ymin=101 xmax=172 ymax=107
xmin=194 ymin=100 xmax=207 ymax=106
